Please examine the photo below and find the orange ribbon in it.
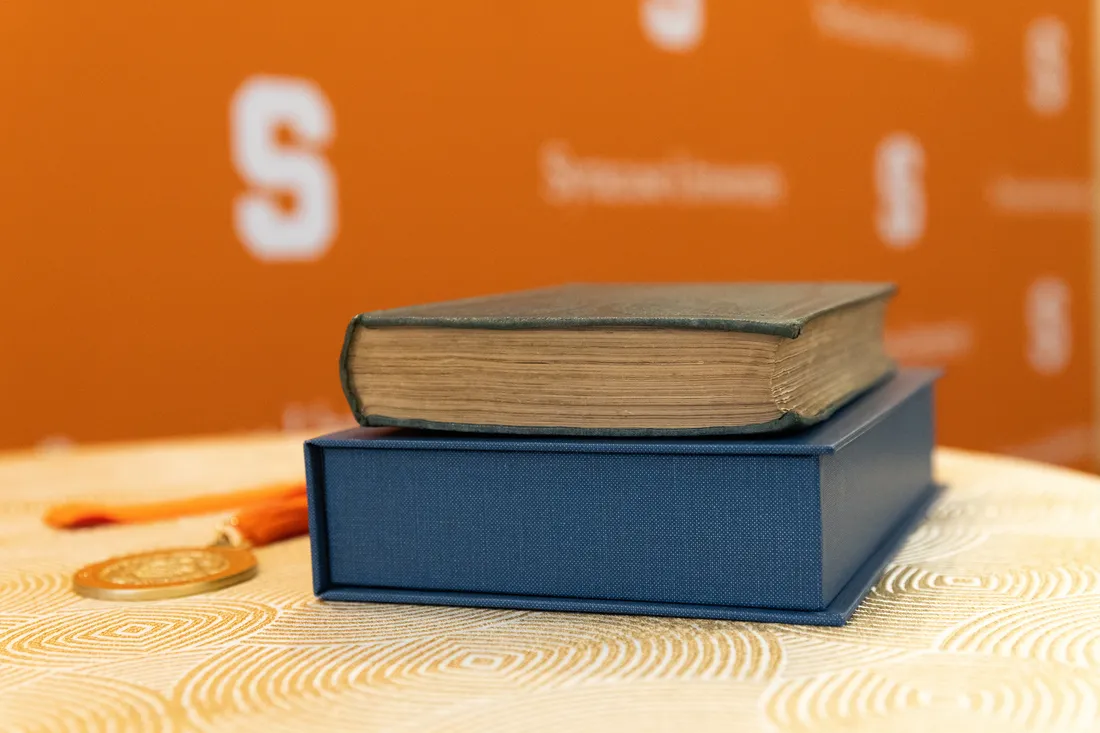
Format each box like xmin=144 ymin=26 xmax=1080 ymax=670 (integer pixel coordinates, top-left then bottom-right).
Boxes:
xmin=44 ymin=481 xmax=307 ymax=530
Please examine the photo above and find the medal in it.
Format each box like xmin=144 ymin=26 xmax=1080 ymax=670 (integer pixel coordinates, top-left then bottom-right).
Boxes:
xmin=48 ymin=484 xmax=309 ymax=601
xmin=73 ymin=545 xmax=259 ymax=601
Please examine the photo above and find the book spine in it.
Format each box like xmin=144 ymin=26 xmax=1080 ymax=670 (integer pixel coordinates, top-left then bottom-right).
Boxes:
xmin=338 ymin=316 xmax=368 ymax=426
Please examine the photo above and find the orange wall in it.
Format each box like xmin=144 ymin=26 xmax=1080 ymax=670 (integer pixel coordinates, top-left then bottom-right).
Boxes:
xmin=0 ymin=2 xmax=1093 ymax=465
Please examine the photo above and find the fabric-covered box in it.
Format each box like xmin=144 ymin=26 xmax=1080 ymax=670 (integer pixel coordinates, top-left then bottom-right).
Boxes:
xmin=305 ymin=370 xmax=939 ymax=626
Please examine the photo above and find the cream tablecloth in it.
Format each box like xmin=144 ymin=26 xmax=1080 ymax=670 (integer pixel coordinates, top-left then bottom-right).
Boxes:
xmin=1 ymin=434 xmax=1099 ymax=732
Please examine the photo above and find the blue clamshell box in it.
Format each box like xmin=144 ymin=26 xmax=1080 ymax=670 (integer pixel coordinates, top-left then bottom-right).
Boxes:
xmin=305 ymin=370 xmax=940 ymax=626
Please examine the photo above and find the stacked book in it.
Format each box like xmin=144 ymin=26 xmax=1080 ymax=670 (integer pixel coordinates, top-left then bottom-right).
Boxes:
xmin=305 ymin=283 xmax=939 ymax=626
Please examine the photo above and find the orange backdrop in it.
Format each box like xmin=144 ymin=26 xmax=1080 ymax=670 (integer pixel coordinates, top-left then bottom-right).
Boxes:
xmin=0 ymin=1 xmax=1093 ymax=466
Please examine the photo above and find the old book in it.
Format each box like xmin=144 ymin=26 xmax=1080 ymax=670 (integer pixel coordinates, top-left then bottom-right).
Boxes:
xmin=308 ymin=370 xmax=940 ymax=625
xmin=340 ymin=282 xmax=896 ymax=435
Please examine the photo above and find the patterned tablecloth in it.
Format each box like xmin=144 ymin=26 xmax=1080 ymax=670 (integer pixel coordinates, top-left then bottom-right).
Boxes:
xmin=1 ymin=433 xmax=1099 ymax=732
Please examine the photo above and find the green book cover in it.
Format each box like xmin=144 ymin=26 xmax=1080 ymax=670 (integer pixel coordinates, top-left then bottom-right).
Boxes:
xmin=341 ymin=282 xmax=897 ymax=436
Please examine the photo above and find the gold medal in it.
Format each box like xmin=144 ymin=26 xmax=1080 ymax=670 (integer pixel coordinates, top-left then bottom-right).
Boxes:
xmin=64 ymin=488 xmax=309 ymax=601
xmin=73 ymin=545 xmax=259 ymax=601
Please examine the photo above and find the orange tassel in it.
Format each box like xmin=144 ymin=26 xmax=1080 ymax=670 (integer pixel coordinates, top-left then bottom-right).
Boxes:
xmin=227 ymin=494 xmax=312 ymax=547
xmin=44 ymin=481 xmax=307 ymax=529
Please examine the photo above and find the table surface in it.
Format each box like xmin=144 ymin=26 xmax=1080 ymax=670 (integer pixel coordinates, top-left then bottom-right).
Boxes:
xmin=1 ymin=434 xmax=1099 ymax=732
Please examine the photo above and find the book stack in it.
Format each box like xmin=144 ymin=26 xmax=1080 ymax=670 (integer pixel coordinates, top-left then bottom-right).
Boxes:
xmin=305 ymin=283 xmax=939 ymax=626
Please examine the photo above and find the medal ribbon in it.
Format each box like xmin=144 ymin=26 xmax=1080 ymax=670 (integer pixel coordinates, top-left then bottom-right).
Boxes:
xmin=44 ymin=481 xmax=306 ymax=529
xmin=44 ymin=481 xmax=310 ymax=548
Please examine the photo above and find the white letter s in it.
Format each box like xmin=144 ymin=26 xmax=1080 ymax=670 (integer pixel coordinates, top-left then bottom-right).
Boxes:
xmin=231 ymin=76 xmax=337 ymax=262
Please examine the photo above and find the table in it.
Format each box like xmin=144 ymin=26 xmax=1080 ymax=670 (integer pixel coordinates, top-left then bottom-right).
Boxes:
xmin=1 ymin=434 xmax=1099 ymax=732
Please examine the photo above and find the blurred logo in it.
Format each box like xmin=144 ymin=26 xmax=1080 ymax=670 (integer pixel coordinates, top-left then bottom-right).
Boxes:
xmin=36 ymin=435 xmax=75 ymax=453
xmin=813 ymin=0 xmax=970 ymax=63
xmin=640 ymin=0 xmax=705 ymax=53
xmin=885 ymin=321 xmax=973 ymax=365
xmin=986 ymin=176 xmax=1090 ymax=215
xmin=282 ymin=400 xmax=355 ymax=432
xmin=1002 ymin=424 xmax=1092 ymax=466
xmin=1025 ymin=17 xmax=1070 ymax=116
xmin=875 ymin=133 xmax=926 ymax=249
xmin=1026 ymin=277 xmax=1072 ymax=375
xmin=231 ymin=76 xmax=338 ymax=262
xmin=540 ymin=141 xmax=785 ymax=207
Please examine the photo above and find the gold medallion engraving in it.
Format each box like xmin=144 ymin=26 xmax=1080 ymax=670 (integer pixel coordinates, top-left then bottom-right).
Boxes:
xmin=98 ymin=549 xmax=232 ymax=586
xmin=73 ymin=546 xmax=258 ymax=601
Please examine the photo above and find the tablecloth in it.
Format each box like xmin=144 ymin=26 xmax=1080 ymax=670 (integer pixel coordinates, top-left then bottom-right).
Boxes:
xmin=1 ymin=434 xmax=1099 ymax=732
